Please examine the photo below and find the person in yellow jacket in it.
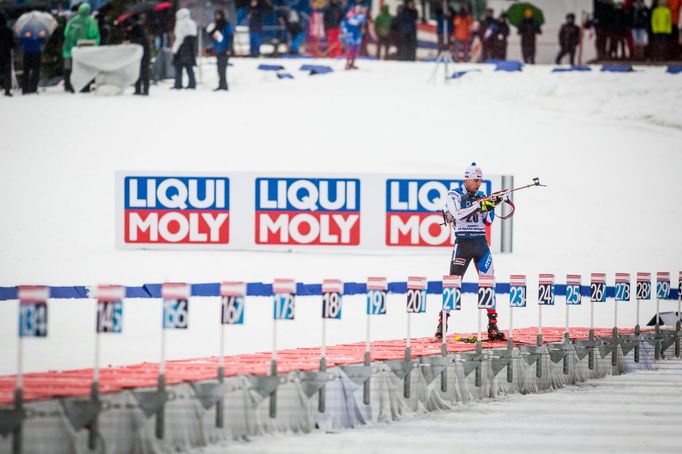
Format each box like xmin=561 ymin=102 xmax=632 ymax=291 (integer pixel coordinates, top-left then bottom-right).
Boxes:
xmin=63 ymin=3 xmax=100 ymax=92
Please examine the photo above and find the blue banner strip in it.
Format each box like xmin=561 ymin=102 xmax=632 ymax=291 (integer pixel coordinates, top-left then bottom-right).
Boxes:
xmin=0 ymin=282 xmax=678 ymax=300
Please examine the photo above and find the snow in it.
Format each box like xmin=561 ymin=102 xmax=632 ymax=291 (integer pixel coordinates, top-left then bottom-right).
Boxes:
xmin=200 ymin=359 xmax=682 ymax=454
xmin=0 ymin=58 xmax=681 ymax=375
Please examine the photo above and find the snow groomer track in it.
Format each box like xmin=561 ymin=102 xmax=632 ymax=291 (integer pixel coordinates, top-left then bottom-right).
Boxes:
xmin=1 ymin=325 xmax=679 ymax=454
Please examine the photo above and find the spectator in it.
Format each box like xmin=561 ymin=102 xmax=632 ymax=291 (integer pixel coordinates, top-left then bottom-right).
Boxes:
xmin=556 ymin=13 xmax=581 ymax=65
xmin=63 ymin=3 xmax=100 ymax=93
xmin=247 ymin=0 xmax=266 ymax=57
xmin=453 ymin=4 xmax=474 ymax=62
xmin=0 ymin=12 xmax=14 ymax=97
xmin=283 ymin=9 xmax=304 ymax=55
xmin=341 ymin=2 xmax=368 ymax=70
xmin=434 ymin=1 xmax=454 ymax=51
xmin=396 ymin=0 xmax=418 ymax=61
xmin=609 ymin=2 xmax=630 ymax=59
xmin=172 ymin=8 xmax=197 ymax=89
xmin=517 ymin=7 xmax=541 ymax=64
xmin=19 ymin=27 xmax=46 ymax=95
xmin=478 ymin=8 xmax=496 ymax=61
xmin=124 ymin=16 xmax=150 ymax=95
xmin=374 ymin=4 xmax=394 ymax=60
xmin=324 ymin=0 xmax=344 ymax=58
xmin=207 ymin=10 xmax=233 ymax=91
xmin=630 ymin=0 xmax=649 ymax=60
xmin=651 ymin=0 xmax=672 ymax=60
xmin=593 ymin=0 xmax=614 ymax=60
xmin=491 ymin=12 xmax=510 ymax=60
xmin=669 ymin=0 xmax=680 ymax=58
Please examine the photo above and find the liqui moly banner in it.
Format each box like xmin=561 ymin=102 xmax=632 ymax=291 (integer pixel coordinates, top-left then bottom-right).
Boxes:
xmin=385 ymin=179 xmax=492 ymax=246
xmin=255 ymin=178 xmax=360 ymax=245
xmin=116 ymin=172 xmax=509 ymax=253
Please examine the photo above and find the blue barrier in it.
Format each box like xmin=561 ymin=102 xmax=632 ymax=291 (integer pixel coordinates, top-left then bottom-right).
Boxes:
xmin=666 ymin=65 xmax=682 ymax=74
xmin=601 ymin=64 xmax=634 ymax=73
xmin=1 ymin=281 xmax=678 ymax=300
xmin=552 ymin=66 xmax=592 ymax=73
xmin=300 ymin=64 xmax=333 ymax=75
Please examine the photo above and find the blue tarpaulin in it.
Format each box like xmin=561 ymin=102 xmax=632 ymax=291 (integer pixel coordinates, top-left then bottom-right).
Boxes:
xmin=666 ymin=65 xmax=682 ymax=74
xmin=601 ymin=64 xmax=634 ymax=73
xmin=552 ymin=65 xmax=592 ymax=73
xmin=300 ymin=64 xmax=333 ymax=75
xmin=486 ymin=60 xmax=523 ymax=72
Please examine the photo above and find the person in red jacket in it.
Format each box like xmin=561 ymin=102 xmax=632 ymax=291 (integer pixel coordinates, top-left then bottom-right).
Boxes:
xmin=453 ymin=4 xmax=474 ymax=62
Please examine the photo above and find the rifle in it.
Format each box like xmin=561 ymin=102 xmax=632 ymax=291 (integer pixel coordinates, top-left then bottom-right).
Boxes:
xmin=440 ymin=177 xmax=547 ymax=224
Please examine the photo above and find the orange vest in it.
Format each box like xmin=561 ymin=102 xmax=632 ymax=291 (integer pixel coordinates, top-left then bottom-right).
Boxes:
xmin=454 ymin=15 xmax=474 ymax=41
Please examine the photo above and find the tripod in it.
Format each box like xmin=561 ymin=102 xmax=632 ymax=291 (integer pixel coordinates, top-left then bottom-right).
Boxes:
xmin=429 ymin=0 xmax=454 ymax=83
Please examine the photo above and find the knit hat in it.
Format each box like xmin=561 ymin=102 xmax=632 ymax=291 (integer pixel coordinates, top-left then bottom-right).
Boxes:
xmin=464 ymin=162 xmax=483 ymax=180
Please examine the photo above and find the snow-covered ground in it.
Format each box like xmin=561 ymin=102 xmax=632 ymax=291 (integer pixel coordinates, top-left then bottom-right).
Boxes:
xmin=0 ymin=58 xmax=681 ymax=375
xmin=205 ymin=359 xmax=682 ymax=454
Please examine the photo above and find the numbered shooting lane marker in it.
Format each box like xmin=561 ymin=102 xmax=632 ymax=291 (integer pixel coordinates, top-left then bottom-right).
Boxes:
xmin=93 ymin=285 xmax=125 ymax=385
xmin=656 ymin=272 xmax=671 ymax=300
xmin=537 ymin=274 xmax=555 ymax=340
xmin=366 ymin=277 xmax=387 ymax=356
xmin=590 ymin=273 xmax=606 ymax=332
xmin=160 ymin=282 xmax=191 ymax=375
xmin=16 ymin=286 xmax=50 ymax=391
xmin=18 ymin=286 xmax=50 ymax=338
xmin=614 ymin=273 xmax=631 ymax=329
xmin=272 ymin=279 xmax=296 ymax=362
xmin=220 ymin=282 xmax=246 ymax=325
xmin=367 ymin=277 xmax=387 ymax=316
xmin=94 ymin=285 xmax=125 ymax=333
xmin=478 ymin=275 xmax=496 ymax=343
xmin=406 ymin=276 xmax=427 ymax=349
xmin=219 ymin=282 xmax=246 ymax=374
xmin=442 ymin=275 xmax=462 ymax=311
xmin=442 ymin=275 xmax=462 ymax=347
xmin=565 ymin=275 xmax=582 ymax=338
xmin=321 ymin=279 xmax=343 ymax=359
xmin=322 ymin=279 xmax=343 ymax=320
xmin=509 ymin=275 xmax=526 ymax=340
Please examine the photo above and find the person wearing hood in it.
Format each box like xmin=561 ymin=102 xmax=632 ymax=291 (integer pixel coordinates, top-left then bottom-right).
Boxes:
xmin=172 ymin=8 xmax=197 ymax=89
xmin=207 ymin=10 xmax=233 ymax=91
xmin=247 ymin=0 xmax=266 ymax=57
xmin=0 ymin=12 xmax=15 ymax=97
xmin=63 ymin=3 xmax=100 ymax=92
xmin=123 ymin=16 xmax=150 ymax=95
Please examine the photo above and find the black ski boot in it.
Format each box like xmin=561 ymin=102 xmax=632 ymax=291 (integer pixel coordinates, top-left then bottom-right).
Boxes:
xmin=487 ymin=311 xmax=505 ymax=341
xmin=435 ymin=312 xmax=450 ymax=340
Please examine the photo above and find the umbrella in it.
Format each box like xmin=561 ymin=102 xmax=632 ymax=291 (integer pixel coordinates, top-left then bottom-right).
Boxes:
xmin=14 ymin=11 xmax=58 ymax=39
xmin=506 ymin=2 xmax=544 ymax=27
xmin=115 ymin=1 xmax=173 ymax=24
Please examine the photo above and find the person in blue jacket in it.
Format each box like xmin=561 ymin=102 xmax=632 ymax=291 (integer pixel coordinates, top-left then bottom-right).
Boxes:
xmin=208 ymin=10 xmax=233 ymax=91
xmin=19 ymin=28 xmax=46 ymax=95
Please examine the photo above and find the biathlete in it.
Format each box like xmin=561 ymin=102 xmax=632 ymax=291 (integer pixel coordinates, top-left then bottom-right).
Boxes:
xmin=435 ymin=162 xmax=505 ymax=341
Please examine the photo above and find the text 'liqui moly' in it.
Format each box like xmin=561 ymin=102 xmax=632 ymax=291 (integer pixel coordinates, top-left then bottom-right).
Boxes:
xmin=255 ymin=178 xmax=361 ymax=245
xmin=385 ymin=179 xmax=492 ymax=246
xmin=124 ymin=176 xmax=230 ymax=244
